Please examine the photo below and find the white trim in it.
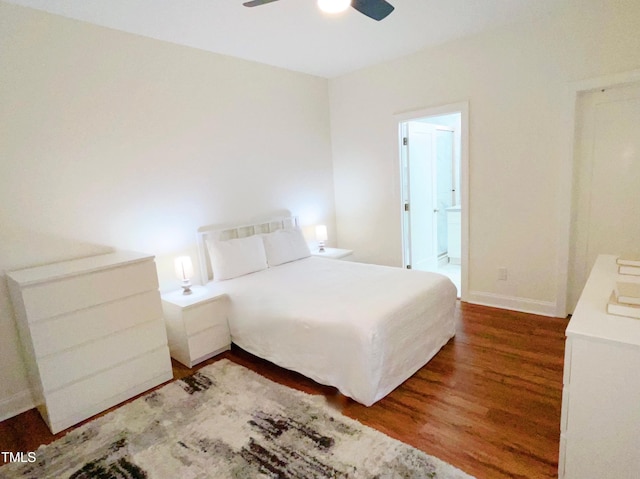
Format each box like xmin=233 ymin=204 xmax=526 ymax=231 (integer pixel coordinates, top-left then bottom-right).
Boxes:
xmin=556 ymin=69 xmax=640 ymax=318
xmin=467 ymin=290 xmax=558 ymax=318
xmin=394 ymin=101 xmax=470 ymax=302
xmin=0 ymin=389 xmax=34 ymax=422
xmin=394 ymin=102 xmax=469 ymax=123
xmin=571 ymin=70 xmax=640 ymax=94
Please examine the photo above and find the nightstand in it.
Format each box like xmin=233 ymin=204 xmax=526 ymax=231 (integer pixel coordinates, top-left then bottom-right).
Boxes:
xmin=311 ymin=247 xmax=354 ymax=261
xmin=161 ymin=286 xmax=230 ymax=368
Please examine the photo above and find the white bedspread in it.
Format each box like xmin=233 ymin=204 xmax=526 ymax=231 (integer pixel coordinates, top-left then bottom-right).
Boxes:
xmin=206 ymin=257 xmax=457 ymax=406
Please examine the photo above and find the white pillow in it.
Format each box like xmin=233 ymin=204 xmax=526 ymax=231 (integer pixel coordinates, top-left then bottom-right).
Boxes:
xmin=206 ymin=235 xmax=268 ymax=281
xmin=262 ymin=228 xmax=311 ymax=267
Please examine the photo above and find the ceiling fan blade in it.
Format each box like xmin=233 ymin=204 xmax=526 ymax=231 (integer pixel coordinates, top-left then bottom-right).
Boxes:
xmin=351 ymin=0 xmax=394 ymax=21
xmin=243 ymin=0 xmax=280 ymax=7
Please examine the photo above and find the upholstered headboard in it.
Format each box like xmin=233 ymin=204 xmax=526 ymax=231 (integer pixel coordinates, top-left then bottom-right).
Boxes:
xmin=196 ymin=216 xmax=300 ymax=284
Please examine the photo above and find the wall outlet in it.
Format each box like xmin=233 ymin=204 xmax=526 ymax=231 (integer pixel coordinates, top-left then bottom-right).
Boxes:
xmin=498 ymin=267 xmax=508 ymax=281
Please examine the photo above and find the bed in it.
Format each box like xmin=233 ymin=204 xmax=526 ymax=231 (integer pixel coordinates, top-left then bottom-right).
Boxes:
xmin=197 ymin=217 xmax=457 ymax=406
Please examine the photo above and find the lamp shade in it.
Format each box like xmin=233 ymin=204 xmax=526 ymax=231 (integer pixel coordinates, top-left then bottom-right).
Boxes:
xmin=174 ymin=256 xmax=194 ymax=281
xmin=317 ymin=0 xmax=350 ymax=14
xmin=315 ymin=224 xmax=328 ymax=242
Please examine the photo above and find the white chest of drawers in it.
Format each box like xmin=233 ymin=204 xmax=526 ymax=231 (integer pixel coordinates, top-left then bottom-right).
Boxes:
xmin=559 ymin=255 xmax=640 ymax=478
xmin=161 ymin=286 xmax=230 ymax=368
xmin=7 ymin=251 xmax=173 ymax=434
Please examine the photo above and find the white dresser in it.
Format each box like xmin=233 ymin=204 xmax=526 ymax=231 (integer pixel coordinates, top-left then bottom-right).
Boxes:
xmin=560 ymin=255 xmax=640 ymax=478
xmin=7 ymin=251 xmax=173 ymax=434
xmin=161 ymin=286 xmax=230 ymax=368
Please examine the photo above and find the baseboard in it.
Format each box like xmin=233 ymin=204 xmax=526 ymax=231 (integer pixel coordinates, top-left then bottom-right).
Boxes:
xmin=466 ymin=290 xmax=559 ymax=317
xmin=0 ymin=389 xmax=34 ymax=422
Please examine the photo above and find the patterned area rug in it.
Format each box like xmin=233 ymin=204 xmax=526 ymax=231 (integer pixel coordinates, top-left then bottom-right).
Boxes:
xmin=0 ymin=359 xmax=474 ymax=478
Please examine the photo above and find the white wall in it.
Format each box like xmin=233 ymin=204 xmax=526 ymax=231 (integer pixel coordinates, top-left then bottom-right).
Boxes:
xmin=0 ymin=2 xmax=334 ymax=420
xmin=329 ymin=1 xmax=640 ymax=316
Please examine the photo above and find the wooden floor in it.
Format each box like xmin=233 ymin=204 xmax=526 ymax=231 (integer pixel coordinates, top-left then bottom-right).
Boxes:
xmin=0 ymin=301 xmax=568 ymax=479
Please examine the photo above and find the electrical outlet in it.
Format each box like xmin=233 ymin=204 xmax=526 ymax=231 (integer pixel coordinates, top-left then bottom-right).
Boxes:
xmin=498 ymin=267 xmax=508 ymax=281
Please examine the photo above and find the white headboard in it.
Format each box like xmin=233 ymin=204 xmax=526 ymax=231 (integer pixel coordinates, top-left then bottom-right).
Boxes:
xmin=196 ymin=216 xmax=300 ymax=284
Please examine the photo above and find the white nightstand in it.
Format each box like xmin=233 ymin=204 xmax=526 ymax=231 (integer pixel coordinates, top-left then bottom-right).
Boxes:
xmin=161 ymin=286 xmax=230 ymax=368
xmin=311 ymin=247 xmax=354 ymax=261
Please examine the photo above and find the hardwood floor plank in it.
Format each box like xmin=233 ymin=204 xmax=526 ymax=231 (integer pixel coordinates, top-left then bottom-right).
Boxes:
xmin=0 ymin=301 xmax=568 ymax=478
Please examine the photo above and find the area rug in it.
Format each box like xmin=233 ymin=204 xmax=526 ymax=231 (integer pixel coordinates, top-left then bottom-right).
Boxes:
xmin=0 ymin=359 xmax=474 ymax=478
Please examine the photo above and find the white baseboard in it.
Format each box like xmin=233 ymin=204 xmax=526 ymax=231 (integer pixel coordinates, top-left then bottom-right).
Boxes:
xmin=0 ymin=389 xmax=34 ymax=422
xmin=466 ymin=290 xmax=559 ymax=317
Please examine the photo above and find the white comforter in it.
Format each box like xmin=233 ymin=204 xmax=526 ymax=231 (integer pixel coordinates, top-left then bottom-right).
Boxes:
xmin=206 ymin=256 xmax=457 ymax=406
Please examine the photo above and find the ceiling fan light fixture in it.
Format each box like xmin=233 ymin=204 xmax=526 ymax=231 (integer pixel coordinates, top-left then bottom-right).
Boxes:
xmin=317 ymin=0 xmax=351 ymax=14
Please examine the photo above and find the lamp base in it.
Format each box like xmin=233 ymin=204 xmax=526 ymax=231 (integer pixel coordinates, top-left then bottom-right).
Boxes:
xmin=318 ymin=241 xmax=325 ymax=253
xmin=180 ymin=280 xmax=193 ymax=295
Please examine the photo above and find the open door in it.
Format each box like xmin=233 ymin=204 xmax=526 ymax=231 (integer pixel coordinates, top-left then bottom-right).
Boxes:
xmin=403 ymin=121 xmax=438 ymax=271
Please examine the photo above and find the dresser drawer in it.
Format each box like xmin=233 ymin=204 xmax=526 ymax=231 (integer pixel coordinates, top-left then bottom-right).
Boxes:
xmin=20 ymin=259 xmax=159 ymax=323
xmin=44 ymin=346 xmax=172 ymax=433
xmin=38 ymin=319 xmax=168 ymax=392
xmin=183 ymin=298 xmax=228 ymax=336
xmin=188 ymin=324 xmax=230 ymax=360
xmin=30 ymin=290 xmax=162 ymax=358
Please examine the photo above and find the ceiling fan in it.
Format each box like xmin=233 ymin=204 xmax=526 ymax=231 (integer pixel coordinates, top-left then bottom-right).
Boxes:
xmin=243 ymin=0 xmax=395 ymax=22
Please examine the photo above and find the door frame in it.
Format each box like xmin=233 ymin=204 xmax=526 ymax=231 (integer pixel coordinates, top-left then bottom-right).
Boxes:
xmin=556 ymin=69 xmax=640 ymax=317
xmin=395 ymin=101 xmax=469 ymax=301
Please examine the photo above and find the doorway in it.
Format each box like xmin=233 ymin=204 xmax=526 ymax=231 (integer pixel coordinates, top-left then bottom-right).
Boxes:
xmin=399 ymin=109 xmax=465 ymax=297
xmin=567 ymin=80 xmax=640 ymax=312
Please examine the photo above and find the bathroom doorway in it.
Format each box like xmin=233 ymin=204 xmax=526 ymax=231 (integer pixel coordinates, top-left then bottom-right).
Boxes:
xmin=399 ymin=107 xmax=466 ymax=298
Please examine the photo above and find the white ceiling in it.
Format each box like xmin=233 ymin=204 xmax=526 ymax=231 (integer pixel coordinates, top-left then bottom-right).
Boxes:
xmin=6 ymin=0 xmax=571 ymax=78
